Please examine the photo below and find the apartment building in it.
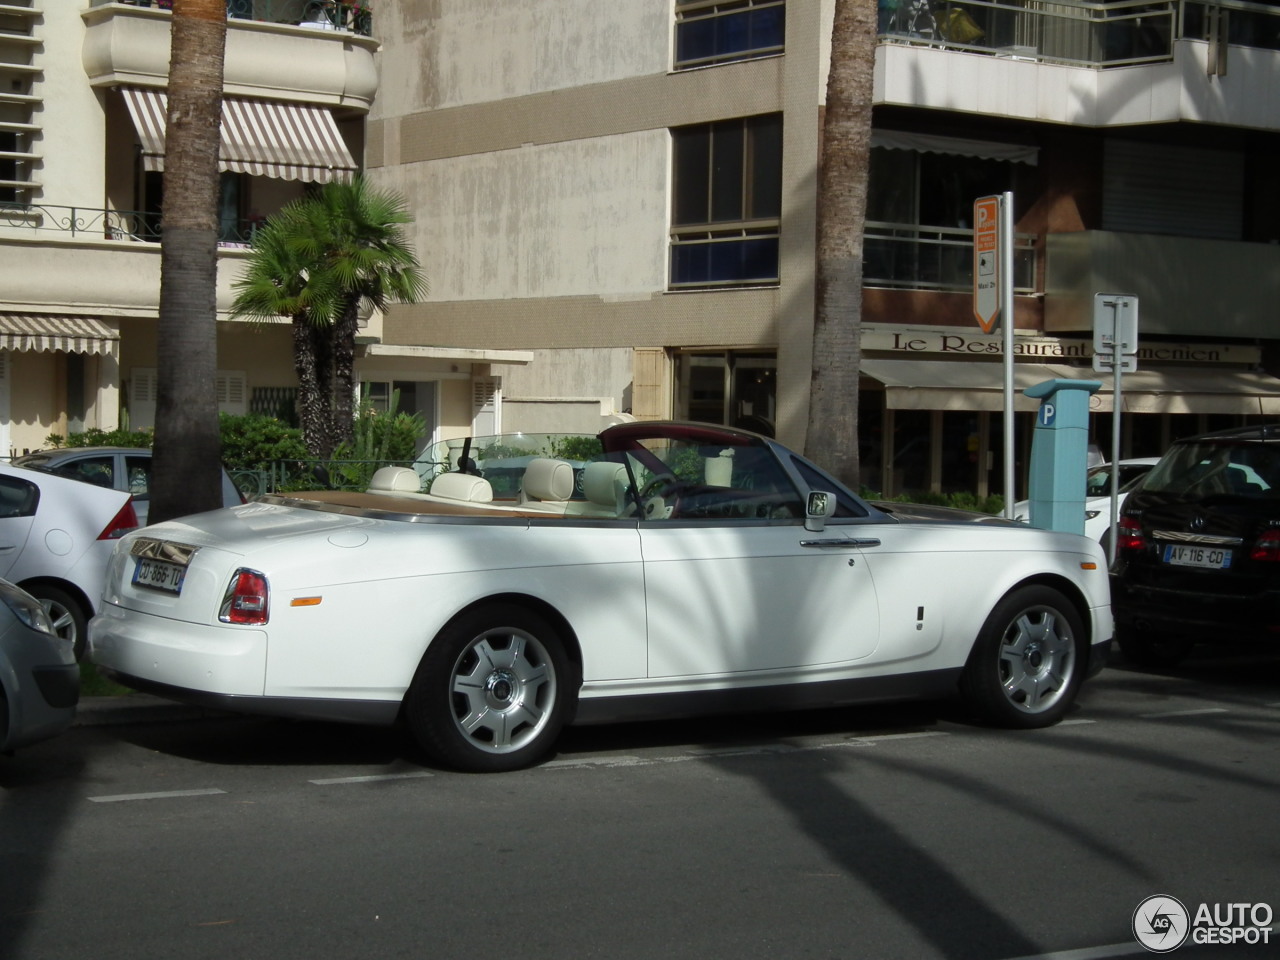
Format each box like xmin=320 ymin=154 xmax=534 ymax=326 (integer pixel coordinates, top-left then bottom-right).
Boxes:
xmin=367 ymin=0 xmax=1280 ymax=497
xmin=7 ymin=1 xmax=1279 ymax=497
xmin=0 ymin=0 xmax=529 ymax=458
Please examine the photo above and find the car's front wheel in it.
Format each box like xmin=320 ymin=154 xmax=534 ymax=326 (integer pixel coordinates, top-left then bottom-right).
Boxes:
xmin=26 ymin=584 xmax=88 ymax=661
xmin=405 ymin=604 xmax=572 ymax=772
xmin=960 ymin=585 xmax=1085 ymax=728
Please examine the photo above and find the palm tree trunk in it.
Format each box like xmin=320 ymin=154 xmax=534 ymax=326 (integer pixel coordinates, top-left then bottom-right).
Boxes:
xmin=330 ymin=295 xmax=362 ymax=451
xmin=150 ymin=0 xmax=228 ymax=524
xmin=293 ymin=316 xmax=333 ymax=458
xmin=807 ymin=0 xmax=876 ymax=491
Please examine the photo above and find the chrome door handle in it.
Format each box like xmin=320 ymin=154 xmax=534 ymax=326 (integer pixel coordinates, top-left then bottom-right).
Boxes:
xmin=799 ymin=538 xmax=881 ymax=548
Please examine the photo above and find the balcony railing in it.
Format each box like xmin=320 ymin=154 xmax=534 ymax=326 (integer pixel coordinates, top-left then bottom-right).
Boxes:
xmin=0 ymin=201 xmax=264 ymax=247
xmin=863 ymin=221 xmax=1037 ymax=293
xmin=880 ymin=0 xmax=1280 ymax=66
xmin=97 ymin=0 xmax=374 ymax=38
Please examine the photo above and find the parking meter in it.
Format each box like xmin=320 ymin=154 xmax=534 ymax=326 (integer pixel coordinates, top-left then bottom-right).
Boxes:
xmin=1023 ymin=378 xmax=1102 ymax=535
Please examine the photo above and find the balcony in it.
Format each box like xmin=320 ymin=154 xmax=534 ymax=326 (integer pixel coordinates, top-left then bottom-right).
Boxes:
xmin=875 ymin=0 xmax=1280 ymax=130
xmin=1045 ymin=230 xmax=1280 ymax=338
xmin=0 ymin=201 xmax=256 ymax=318
xmin=83 ymin=1 xmax=378 ymax=111
xmin=0 ymin=201 xmax=266 ymax=246
xmin=879 ymin=0 xmax=1280 ymax=66
xmin=864 ymin=221 xmax=1036 ymax=294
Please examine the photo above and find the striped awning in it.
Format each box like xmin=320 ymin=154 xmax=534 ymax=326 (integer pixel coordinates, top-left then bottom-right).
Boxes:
xmin=122 ymin=87 xmax=357 ymax=183
xmin=0 ymin=315 xmax=120 ymax=356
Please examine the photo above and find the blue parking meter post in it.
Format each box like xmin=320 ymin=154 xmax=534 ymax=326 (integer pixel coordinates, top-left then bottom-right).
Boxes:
xmin=1024 ymin=379 xmax=1102 ymax=535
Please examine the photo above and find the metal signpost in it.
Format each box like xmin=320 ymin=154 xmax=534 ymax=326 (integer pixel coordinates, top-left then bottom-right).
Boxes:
xmin=973 ymin=193 xmax=1015 ymax=518
xmin=1092 ymin=293 xmax=1139 ymax=563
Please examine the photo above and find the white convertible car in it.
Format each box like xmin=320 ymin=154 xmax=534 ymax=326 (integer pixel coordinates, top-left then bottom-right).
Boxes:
xmin=90 ymin=421 xmax=1113 ymax=772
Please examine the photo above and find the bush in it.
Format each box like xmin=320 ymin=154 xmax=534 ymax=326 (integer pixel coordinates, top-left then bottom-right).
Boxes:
xmin=44 ymin=427 xmax=154 ymax=449
xmin=217 ymin=412 xmax=308 ymax=471
xmin=863 ymin=487 xmax=1004 ymax=515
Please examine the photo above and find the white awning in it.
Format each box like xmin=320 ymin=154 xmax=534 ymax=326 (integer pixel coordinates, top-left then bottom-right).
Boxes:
xmin=861 ymin=359 xmax=1280 ymax=414
xmin=870 ymin=130 xmax=1039 ymax=165
xmin=0 ymin=314 xmax=120 ymax=356
xmin=861 ymin=359 xmax=1076 ymax=411
xmin=122 ymin=88 xmax=357 ymax=183
xmin=1089 ymin=368 xmax=1280 ymax=415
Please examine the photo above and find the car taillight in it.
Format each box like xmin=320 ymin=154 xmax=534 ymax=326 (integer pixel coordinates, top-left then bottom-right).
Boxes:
xmin=98 ymin=501 xmax=140 ymax=539
xmin=220 ymin=569 xmax=269 ymax=625
xmin=1116 ymin=516 xmax=1145 ymax=552
xmin=1250 ymin=529 xmax=1280 ymax=563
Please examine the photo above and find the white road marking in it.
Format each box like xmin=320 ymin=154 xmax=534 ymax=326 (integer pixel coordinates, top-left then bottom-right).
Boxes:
xmin=1057 ymin=718 xmax=1097 ymax=726
xmin=546 ymin=731 xmax=951 ymax=770
xmin=308 ymin=772 xmax=434 ymax=785
xmin=88 ymin=788 xmax=228 ymax=803
xmin=1139 ymin=707 xmax=1231 ymax=719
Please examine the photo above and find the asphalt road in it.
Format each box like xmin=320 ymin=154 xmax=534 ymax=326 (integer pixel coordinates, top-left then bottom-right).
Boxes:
xmin=2 ymin=648 xmax=1277 ymax=960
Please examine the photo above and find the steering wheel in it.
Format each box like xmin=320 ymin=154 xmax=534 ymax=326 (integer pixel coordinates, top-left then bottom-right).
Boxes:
xmin=625 ymin=474 xmax=679 ymax=520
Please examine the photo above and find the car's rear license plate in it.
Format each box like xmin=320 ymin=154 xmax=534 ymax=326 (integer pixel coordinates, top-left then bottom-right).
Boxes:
xmin=1162 ymin=544 xmax=1232 ymax=569
xmin=133 ymin=557 xmax=186 ymax=593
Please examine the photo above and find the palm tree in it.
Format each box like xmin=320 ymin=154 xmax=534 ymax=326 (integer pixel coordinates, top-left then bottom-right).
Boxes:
xmin=806 ymin=0 xmax=876 ymax=491
xmin=231 ymin=178 xmax=427 ymax=457
xmin=149 ymin=0 xmax=227 ymax=524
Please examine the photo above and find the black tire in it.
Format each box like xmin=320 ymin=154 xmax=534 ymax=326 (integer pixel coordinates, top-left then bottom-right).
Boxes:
xmin=404 ymin=603 xmax=572 ymax=772
xmin=1116 ymin=627 xmax=1193 ymax=668
xmin=25 ymin=584 xmax=89 ymax=661
xmin=960 ymin=585 xmax=1086 ymax=728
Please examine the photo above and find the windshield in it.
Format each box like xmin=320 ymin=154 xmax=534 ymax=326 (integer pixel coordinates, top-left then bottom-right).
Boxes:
xmin=415 ymin=434 xmax=604 ymax=498
xmin=1141 ymin=441 xmax=1278 ymax=498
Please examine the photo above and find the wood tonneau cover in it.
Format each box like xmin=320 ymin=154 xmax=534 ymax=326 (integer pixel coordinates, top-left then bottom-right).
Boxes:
xmin=269 ymin=490 xmax=576 ymax=520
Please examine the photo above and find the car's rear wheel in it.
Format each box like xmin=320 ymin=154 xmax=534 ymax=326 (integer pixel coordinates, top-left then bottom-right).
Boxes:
xmin=960 ymin=585 xmax=1085 ymax=728
xmin=405 ymin=604 xmax=571 ymax=772
xmin=1116 ymin=627 xmax=1193 ymax=668
xmin=26 ymin=585 xmax=88 ymax=661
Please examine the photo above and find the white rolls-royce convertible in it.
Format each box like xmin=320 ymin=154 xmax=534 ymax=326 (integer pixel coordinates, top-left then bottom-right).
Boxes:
xmin=89 ymin=421 xmax=1113 ymax=772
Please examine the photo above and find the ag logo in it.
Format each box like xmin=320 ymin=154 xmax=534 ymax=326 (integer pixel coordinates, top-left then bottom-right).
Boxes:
xmin=1133 ymin=895 xmax=1190 ymax=953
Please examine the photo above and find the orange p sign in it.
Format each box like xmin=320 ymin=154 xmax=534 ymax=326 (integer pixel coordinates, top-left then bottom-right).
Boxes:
xmin=973 ymin=196 xmax=1001 ymax=333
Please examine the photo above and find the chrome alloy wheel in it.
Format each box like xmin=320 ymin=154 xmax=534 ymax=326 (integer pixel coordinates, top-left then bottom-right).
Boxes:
xmin=998 ymin=604 xmax=1075 ymax=714
xmin=449 ymin=628 xmax=558 ymax=755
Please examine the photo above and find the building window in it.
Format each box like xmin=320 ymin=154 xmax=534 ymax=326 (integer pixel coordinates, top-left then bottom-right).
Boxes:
xmin=670 ymin=114 xmax=782 ymax=288
xmin=0 ymin=131 xmax=19 ymax=203
xmin=674 ymin=0 xmax=786 ymax=70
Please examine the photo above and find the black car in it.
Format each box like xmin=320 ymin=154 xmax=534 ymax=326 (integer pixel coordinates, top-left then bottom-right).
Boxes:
xmin=1110 ymin=424 xmax=1280 ymax=666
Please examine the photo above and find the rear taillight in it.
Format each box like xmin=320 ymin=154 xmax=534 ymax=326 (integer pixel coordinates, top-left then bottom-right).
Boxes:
xmin=99 ymin=501 xmax=140 ymax=539
xmin=1250 ymin=529 xmax=1280 ymax=563
xmin=220 ymin=569 xmax=269 ymax=625
xmin=1116 ymin=516 xmax=1145 ymax=553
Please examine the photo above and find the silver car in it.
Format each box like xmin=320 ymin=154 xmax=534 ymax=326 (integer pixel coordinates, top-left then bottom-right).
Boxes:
xmin=13 ymin=446 xmax=244 ymax=526
xmin=0 ymin=578 xmax=78 ymax=752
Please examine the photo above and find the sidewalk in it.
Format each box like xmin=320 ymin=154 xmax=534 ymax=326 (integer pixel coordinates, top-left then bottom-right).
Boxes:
xmin=75 ymin=693 xmax=226 ymax=727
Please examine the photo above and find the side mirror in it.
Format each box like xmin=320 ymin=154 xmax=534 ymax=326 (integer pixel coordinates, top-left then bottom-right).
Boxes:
xmin=805 ymin=490 xmax=838 ymax=532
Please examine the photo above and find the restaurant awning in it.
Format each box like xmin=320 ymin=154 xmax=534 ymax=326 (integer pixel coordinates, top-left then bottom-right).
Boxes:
xmin=861 ymin=359 xmax=1280 ymax=415
xmin=0 ymin=314 xmax=119 ymax=356
xmin=860 ymin=360 xmax=1075 ymax=411
xmin=122 ymin=88 xmax=357 ymax=183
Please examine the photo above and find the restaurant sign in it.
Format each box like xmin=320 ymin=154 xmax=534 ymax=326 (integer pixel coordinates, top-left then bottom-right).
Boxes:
xmin=861 ymin=327 xmax=1258 ymax=365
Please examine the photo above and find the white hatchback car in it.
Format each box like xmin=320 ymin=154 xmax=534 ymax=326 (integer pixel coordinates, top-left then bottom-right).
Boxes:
xmin=1 ymin=462 xmax=137 ymax=659
xmin=1014 ymin=458 xmax=1160 ymax=542
xmin=91 ymin=422 xmax=1112 ymax=772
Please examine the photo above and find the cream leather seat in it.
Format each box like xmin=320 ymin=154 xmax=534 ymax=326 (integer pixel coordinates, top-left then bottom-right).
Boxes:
xmin=429 ymin=472 xmax=495 ymax=503
xmin=518 ymin=458 xmax=575 ymax=509
xmin=368 ymin=466 xmax=422 ymax=495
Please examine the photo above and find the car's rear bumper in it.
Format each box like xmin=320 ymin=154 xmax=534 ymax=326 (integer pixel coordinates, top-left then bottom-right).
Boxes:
xmin=1111 ymin=576 xmax=1280 ymax=642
